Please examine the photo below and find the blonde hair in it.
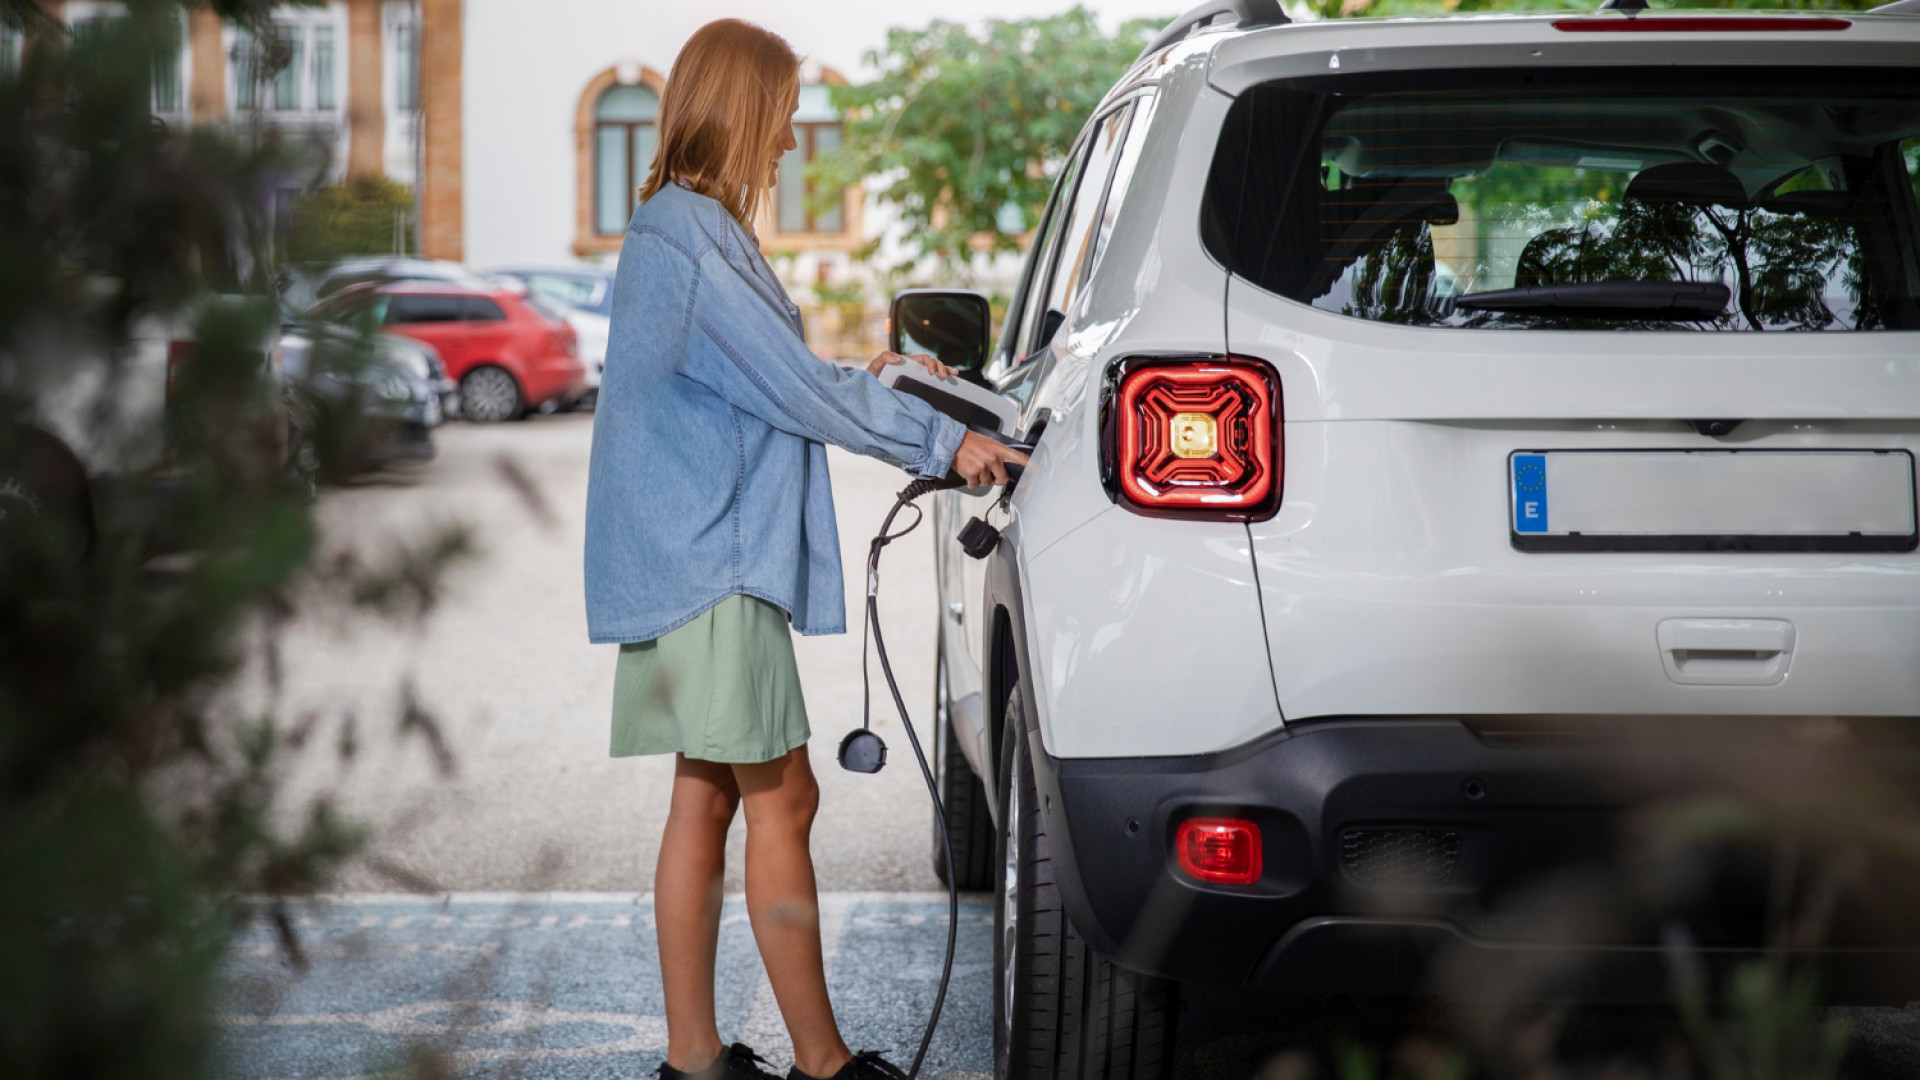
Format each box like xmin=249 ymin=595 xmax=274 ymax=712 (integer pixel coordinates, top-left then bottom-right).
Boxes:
xmin=640 ymin=19 xmax=800 ymax=229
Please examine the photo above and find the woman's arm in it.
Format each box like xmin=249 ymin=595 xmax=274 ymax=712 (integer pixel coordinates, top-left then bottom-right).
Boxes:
xmin=681 ymin=246 xmax=966 ymax=479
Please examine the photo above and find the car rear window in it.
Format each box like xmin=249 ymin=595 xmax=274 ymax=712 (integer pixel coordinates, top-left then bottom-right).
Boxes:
xmin=386 ymin=294 xmax=467 ymax=324
xmin=462 ymin=297 xmax=507 ymax=322
xmin=1203 ymin=68 xmax=1920 ymax=331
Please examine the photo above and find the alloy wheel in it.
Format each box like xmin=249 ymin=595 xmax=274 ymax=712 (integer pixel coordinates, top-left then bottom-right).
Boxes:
xmin=461 ymin=367 xmax=521 ymax=423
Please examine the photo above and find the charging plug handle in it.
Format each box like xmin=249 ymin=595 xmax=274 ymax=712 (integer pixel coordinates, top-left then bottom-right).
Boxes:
xmin=939 ymin=425 xmax=1034 ymax=492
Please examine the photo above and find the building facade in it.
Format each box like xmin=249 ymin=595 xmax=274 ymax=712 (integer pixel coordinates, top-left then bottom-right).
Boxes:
xmin=45 ymin=0 xmax=463 ymax=260
xmin=35 ymin=0 xmax=1007 ymax=357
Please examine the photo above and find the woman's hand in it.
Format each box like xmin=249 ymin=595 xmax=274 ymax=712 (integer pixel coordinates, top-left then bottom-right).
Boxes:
xmin=867 ymin=350 xmax=955 ymax=381
xmin=952 ymin=431 xmax=1030 ymax=488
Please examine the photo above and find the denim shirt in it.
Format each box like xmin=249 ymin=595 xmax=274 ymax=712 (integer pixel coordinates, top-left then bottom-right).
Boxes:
xmin=584 ymin=184 xmax=966 ymax=642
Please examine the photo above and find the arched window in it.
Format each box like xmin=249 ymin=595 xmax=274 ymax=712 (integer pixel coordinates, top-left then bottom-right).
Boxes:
xmin=593 ymin=84 xmax=658 ymax=236
xmin=776 ymin=83 xmax=844 ymax=235
xmin=575 ymin=66 xmax=667 ymax=256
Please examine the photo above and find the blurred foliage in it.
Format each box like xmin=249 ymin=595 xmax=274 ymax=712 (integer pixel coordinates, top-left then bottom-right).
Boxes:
xmin=816 ymin=7 xmax=1167 ymax=275
xmin=287 ymin=175 xmax=417 ymax=266
xmin=814 ymin=279 xmax=867 ymax=310
xmin=0 ymin=4 xmax=468 ymax=1078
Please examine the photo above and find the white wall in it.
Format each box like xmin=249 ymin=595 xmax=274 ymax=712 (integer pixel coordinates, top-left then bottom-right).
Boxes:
xmin=461 ymin=0 xmax=1177 ymax=270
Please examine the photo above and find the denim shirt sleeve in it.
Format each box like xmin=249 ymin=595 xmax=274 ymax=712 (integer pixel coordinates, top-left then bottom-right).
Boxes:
xmin=680 ymin=246 xmax=966 ymax=479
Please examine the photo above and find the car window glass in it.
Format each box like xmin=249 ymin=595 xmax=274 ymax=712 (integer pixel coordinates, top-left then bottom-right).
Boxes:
xmin=1905 ymin=136 xmax=1920 ymax=214
xmin=1205 ymin=68 xmax=1920 ymax=331
xmin=992 ymin=184 xmax=1066 ymax=369
xmin=1086 ymin=95 xmax=1156 ymax=290
xmin=1013 ymin=141 xmax=1090 ymax=364
xmin=310 ymin=291 xmax=385 ymax=328
xmin=385 ymin=294 xmax=465 ymax=324
xmin=521 ymin=294 xmax=573 ymax=323
xmin=462 ymin=297 xmax=506 ymax=322
xmin=1037 ymin=104 xmax=1134 ymax=343
xmin=528 ymin=274 xmax=600 ymax=310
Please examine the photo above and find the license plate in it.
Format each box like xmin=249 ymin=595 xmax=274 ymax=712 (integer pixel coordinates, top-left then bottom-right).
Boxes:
xmin=1508 ymin=449 xmax=1918 ymax=553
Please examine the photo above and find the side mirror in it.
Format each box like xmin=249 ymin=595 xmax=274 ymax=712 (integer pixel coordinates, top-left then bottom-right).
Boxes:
xmin=889 ymin=289 xmax=991 ymax=384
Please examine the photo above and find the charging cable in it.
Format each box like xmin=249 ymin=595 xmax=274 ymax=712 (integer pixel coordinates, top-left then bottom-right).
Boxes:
xmin=836 ymin=475 xmax=955 ymax=1080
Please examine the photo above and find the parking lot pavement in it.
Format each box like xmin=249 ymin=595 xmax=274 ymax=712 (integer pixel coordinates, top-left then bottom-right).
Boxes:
xmin=219 ymin=892 xmax=992 ymax=1080
xmin=261 ymin=412 xmax=949 ymax=895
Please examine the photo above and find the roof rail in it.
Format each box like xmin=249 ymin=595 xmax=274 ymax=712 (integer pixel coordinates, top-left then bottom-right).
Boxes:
xmin=1137 ymin=0 xmax=1289 ymax=61
xmin=1869 ymin=0 xmax=1920 ymax=12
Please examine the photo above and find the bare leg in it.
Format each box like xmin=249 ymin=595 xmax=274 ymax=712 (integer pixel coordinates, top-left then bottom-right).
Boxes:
xmin=734 ymin=747 xmax=853 ymax=1079
xmin=658 ymin=754 xmax=741 ymax=1072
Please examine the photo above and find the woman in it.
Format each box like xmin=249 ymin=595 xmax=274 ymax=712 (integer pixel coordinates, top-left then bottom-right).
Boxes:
xmin=583 ymin=19 xmax=1027 ymax=1080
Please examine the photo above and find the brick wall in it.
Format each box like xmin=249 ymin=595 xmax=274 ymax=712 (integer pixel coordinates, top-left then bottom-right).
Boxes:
xmin=419 ymin=0 xmax=463 ymax=261
xmin=346 ymin=0 xmax=384 ymax=177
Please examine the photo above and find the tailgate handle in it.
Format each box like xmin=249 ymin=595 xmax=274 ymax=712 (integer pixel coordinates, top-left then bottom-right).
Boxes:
xmin=1656 ymin=618 xmax=1795 ymax=686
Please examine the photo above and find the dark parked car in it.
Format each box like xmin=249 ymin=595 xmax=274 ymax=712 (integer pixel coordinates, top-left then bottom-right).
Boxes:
xmin=277 ymin=324 xmax=445 ymax=476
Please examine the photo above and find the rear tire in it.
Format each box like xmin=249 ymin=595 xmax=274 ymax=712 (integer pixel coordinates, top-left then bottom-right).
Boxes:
xmin=460 ymin=365 xmax=524 ymax=423
xmin=932 ymin=650 xmax=995 ymax=890
xmin=0 ymin=431 xmax=93 ymax=563
xmin=994 ymin=684 xmax=1178 ymax=1080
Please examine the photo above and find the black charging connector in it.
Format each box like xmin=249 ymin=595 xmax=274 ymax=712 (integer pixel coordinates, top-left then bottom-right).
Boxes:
xmin=836 ymin=729 xmax=887 ymax=773
xmin=957 ymin=517 xmax=1000 ymax=560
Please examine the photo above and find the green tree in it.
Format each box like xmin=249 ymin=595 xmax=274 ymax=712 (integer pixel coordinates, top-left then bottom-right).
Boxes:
xmin=287 ymin=175 xmax=417 ymax=265
xmin=0 ymin=3 xmax=469 ymax=1076
xmin=817 ymin=7 xmax=1166 ymax=275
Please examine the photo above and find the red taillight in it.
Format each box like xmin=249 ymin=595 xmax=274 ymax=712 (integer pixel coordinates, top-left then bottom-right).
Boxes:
xmin=1107 ymin=358 xmax=1281 ymax=519
xmin=1551 ymin=16 xmax=1849 ymax=31
xmin=1175 ymin=818 xmax=1262 ymax=886
xmin=166 ymin=340 xmax=196 ymax=403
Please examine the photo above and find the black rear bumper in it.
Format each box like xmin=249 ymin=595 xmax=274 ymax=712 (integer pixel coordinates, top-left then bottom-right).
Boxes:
xmin=1026 ymin=717 xmax=1920 ymax=1002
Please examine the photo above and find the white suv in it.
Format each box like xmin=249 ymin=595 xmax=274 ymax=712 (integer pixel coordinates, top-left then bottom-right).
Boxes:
xmin=892 ymin=4 xmax=1920 ymax=1077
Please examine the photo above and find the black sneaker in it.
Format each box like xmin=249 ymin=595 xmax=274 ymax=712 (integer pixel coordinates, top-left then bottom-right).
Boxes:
xmin=787 ymin=1050 xmax=910 ymax=1080
xmin=660 ymin=1043 xmax=785 ymax=1080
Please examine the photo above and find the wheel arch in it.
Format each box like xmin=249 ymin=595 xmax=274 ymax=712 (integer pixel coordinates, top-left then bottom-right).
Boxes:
xmin=982 ymin=538 xmax=1041 ymax=827
xmin=983 ymin=531 xmax=1136 ymax=963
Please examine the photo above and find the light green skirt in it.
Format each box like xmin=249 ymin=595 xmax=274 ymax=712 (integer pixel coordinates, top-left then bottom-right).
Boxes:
xmin=610 ymin=594 xmax=811 ymax=763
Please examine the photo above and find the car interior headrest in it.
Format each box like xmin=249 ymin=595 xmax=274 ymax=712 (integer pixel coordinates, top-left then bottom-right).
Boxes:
xmin=1624 ymin=162 xmax=1749 ymax=209
xmin=1324 ymin=178 xmax=1461 ymax=229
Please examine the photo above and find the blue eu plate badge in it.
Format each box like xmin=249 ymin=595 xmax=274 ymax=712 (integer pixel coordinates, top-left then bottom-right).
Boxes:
xmin=1512 ymin=454 xmax=1548 ymax=534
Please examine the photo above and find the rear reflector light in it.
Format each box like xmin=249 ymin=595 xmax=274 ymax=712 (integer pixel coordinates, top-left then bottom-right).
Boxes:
xmin=1106 ymin=358 xmax=1281 ymax=519
xmin=1551 ymin=16 xmax=1849 ymax=31
xmin=1176 ymin=818 xmax=1262 ymax=886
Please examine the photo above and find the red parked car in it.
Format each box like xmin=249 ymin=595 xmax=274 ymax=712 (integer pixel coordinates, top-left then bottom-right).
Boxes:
xmin=308 ymin=282 xmax=588 ymax=422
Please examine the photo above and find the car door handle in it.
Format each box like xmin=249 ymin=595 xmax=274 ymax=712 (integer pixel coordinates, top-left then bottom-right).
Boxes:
xmin=1655 ymin=618 xmax=1795 ymax=686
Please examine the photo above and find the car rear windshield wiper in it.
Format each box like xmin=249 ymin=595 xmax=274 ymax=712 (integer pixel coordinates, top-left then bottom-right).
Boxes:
xmin=1452 ymin=282 xmax=1731 ymax=321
